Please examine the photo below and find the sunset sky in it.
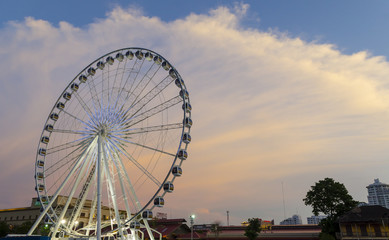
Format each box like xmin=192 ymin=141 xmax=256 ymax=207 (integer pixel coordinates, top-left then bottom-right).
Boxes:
xmin=1 ymin=0 xmax=389 ymax=225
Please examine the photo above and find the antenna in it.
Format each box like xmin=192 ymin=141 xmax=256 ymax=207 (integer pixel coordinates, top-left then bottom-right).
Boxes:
xmin=282 ymin=182 xmax=286 ymax=219
xmin=227 ymin=210 xmax=230 ymax=226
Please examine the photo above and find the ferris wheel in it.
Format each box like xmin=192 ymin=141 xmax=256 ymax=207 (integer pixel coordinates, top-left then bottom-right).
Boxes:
xmin=28 ymin=48 xmax=192 ymax=240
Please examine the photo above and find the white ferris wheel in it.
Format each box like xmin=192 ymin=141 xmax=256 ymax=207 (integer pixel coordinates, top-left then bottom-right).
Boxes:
xmin=27 ymin=48 xmax=192 ymax=240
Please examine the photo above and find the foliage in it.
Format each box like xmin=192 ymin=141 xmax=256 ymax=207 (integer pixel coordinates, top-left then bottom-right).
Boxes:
xmin=319 ymin=232 xmax=336 ymax=240
xmin=303 ymin=178 xmax=357 ymax=238
xmin=0 ymin=221 xmax=8 ymax=237
xmin=39 ymin=223 xmax=51 ymax=236
xmin=303 ymin=178 xmax=357 ymax=217
xmin=318 ymin=216 xmax=338 ymax=237
xmin=211 ymin=221 xmax=221 ymax=240
xmin=244 ymin=218 xmax=261 ymax=240
xmin=12 ymin=221 xmax=34 ymax=234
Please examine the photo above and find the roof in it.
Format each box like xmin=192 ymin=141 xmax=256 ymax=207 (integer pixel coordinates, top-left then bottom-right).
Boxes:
xmin=339 ymin=205 xmax=389 ymax=223
xmin=366 ymin=178 xmax=389 ymax=188
xmin=140 ymin=218 xmax=190 ymax=238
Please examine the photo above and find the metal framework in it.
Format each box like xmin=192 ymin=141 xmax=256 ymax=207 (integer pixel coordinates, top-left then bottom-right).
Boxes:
xmin=28 ymin=48 xmax=192 ymax=240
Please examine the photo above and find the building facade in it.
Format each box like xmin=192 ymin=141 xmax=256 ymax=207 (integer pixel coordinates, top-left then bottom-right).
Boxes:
xmin=307 ymin=215 xmax=326 ymax=225
xmin=338 ymin=205 xmax=389 ymax=239
xmin=0 ymin=196 xmax=126 ymax=229
xmin=367 ymin=178 xmax=389 ymax=209
xmin=280 ymin=215 xmax=302 ymax=225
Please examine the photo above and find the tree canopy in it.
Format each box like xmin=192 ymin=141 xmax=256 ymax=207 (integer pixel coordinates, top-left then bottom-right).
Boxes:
xmin=303 ymin=177 xmax=357 ymax=217
xmin=303 ymin=178 xmax=358 ymax=238
xmin=244 ymin=218 xmax=261 ymax=240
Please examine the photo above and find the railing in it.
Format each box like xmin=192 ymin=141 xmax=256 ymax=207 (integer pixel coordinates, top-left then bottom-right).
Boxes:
xmin=340 ymin=231 xmax=389 ymax=238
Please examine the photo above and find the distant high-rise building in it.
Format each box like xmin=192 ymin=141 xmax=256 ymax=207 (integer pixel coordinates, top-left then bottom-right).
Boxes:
xmin=367 ymin=178 xmax=389 ymax=209
xmin=307 ymin=215 xmax=326 ymax=225
xmin=280 ymin=215 xmax=302 ymax=225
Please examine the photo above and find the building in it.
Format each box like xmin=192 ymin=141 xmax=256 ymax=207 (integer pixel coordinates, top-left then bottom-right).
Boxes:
xmin=338 ymin=205 xmax=389 ymax=239
xmin=307 ymin=215 xmax=326 ymax=225
xmin=367 ymin=178 xmax=389 ymax=209
xmin=200 ymin=224 xmax=320 ymax=240
xmin=280 ymin=215 xmax=302 ymax=225
xmin=0 ymin=196 xmax=127 ymax=229
xmin=241 ymin=218 xmax=274 ymax=230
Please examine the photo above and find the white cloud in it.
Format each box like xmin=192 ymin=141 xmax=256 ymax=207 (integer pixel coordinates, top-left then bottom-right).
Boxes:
xmin=1 ymin=4 xmax=389 ymax=225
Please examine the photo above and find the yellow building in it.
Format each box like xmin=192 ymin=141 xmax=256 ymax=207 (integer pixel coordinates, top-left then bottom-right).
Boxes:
xmin=0 ymin=196 xmax=126 ymax=229
xmin=240 ymin=218 xmax=274 ymax=230
xmin=338 ymin=205 xmax=389 ymax=239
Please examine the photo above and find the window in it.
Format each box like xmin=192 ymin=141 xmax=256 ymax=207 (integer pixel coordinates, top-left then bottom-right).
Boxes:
xmin=360 ymin=224 xmax=368 ymax=236
xmin=29 ymin=215 xmax=32 ymax=220
xmin=80 ymin=213 xmax=85 ymax=217
xmin=16 ymin=216 xmax=19 ymax=220
xmin=374 ymin=225 xmax=382 ymax=237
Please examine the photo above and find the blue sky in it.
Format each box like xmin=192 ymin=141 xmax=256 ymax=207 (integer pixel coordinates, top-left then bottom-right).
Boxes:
xmin=1 ymin=0 xmax=389 ymax=226
xmin=2 ymin=1 xmax=389 ymax=57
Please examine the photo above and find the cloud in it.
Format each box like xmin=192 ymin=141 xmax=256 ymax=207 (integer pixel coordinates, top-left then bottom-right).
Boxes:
xmin=1 ymin=4 xmax=389 ymax=225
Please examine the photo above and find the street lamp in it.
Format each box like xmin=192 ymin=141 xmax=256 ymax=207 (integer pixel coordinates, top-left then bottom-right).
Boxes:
xmin=190 ymin=214 xmax=196 ymax=240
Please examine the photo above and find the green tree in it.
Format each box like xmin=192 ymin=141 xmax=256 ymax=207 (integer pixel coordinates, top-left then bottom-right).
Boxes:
xmin=12 ymin=221 xmax=33 ymax=234
xmin=39 ymin=223 xmax=51 ymax=236
xmin=211 ymin=221 xmax=221 ymax=240
xmin=244 ymin=218 xmax=261 ymax=240
xmin=0 ymin=221 xmax=9 ymax=237
xmin=303 ymin=178 xmax=357 ymax=238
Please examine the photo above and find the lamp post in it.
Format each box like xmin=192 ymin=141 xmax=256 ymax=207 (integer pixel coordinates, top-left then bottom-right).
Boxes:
xmin=190 ymin=214 xmax=196 ymax=240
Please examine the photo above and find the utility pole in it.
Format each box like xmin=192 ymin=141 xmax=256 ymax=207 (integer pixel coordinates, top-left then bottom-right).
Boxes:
xmin=227 ymin=211 xmax=230 ymax=226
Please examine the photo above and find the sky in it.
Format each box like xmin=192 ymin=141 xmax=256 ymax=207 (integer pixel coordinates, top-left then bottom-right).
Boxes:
xmin=1 ymin=0 xmax=389 ymax=226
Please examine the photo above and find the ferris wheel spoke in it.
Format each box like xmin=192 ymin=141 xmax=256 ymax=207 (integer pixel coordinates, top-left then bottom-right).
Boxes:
xmin=116 ymin=59 xmax=146 ymax=111
xmin=108 ymin=61 xmax=126 ymax=108
xmin=114 ymin=60 xmax=131 ymax=106
xmin=86 ymin=75 xmax=102 ymax=112
xmin=111 ymin=135 xmax=175 ymax=157
xmin=52 ymin=128 xmax=92 ymax=135
xmin=123 ymin=61 xmax=160 ymax=111
xmin=44 ymin=139 xmax=92 ymax=178
xmin=123 ymin=96 xmax=182 ymax=128
xmin=61 ymin=109 xmax=95 ymax=130
xmin=116 ymin=123 xmax=183 ymax=136
xmin=107 ymin=138 xmax=161 ymax=187
xmin=73 ymin=91 xmax=95 ymax=119
xmin=114 ymin=59 xmax=143 ymax=110
xmin=106 ymin=141 xmax=142 ymax=212
xmin=46 ymin=137 xmax=91 ymax=155
xmin=122 ymin=75 xmax=174 ymax=122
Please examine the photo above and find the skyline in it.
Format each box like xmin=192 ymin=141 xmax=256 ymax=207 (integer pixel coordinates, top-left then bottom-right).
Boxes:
xmin=1 ymin=1 xmax=389 ymax=225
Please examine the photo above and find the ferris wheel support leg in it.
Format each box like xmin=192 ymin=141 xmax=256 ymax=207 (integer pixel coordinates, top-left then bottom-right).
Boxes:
xmin=51 ymin=140 xmax=96 ymax=237
xmin=97 ymin=134 xmax=102 ymax=240
xmin=107 ymin=147 xmax=132 ymax=222
xmin=27 ymin=138 xmax=97 ymax=236
xmin=107 ymin=139 xmax=142 ymax=211
xmin=143 ymin=220 xmax=155 ymax=240
xmin=101 ymin=142 xmax=125 ymax=239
